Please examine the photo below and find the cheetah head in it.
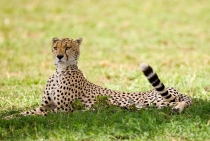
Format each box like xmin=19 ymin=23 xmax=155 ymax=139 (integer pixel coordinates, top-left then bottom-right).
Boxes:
xmin=52 ymin=37 xmax=82 ymax=66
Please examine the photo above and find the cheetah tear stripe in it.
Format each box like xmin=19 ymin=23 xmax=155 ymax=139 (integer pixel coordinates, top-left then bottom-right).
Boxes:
xmin=140 ymin=63 xmax=175 ymax=102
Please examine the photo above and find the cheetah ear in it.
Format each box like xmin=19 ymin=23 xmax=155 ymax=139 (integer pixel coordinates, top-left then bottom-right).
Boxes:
xmin=52 ymin=37 xmax=59 ymax=43
xmin=75 ymin=38 xmax=82 ymax=44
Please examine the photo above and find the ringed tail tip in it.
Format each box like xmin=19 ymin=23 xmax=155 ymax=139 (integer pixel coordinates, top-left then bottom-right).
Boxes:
xmin=140 ymin=63 xmax=149 ymax=71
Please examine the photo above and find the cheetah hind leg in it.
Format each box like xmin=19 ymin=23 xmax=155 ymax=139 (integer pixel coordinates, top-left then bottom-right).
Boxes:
xmin=170 ymin=101 xmax=187 ymax=114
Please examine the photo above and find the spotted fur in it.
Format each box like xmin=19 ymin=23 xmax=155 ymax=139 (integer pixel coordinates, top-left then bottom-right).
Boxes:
xmin=5 ymin=37 xmax=192 ymax=119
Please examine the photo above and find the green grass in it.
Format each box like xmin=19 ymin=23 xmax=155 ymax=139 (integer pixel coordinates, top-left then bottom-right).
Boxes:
xmin=0 ymin=0 xmax=210 ymax=140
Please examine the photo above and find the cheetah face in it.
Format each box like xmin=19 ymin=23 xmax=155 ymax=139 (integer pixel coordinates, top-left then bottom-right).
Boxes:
xmin=52 ymin=37 xmax=82 ymax=66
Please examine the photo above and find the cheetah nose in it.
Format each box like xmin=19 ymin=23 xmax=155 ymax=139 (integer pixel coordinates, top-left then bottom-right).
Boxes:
xmin=57 ymin=55 xmax=64 ymax=59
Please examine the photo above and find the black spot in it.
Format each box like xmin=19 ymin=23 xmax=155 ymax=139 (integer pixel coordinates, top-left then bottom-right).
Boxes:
xmin=48 ymin=97 xmax=51 ymax=101
xmin=45 ymin=101 xmax=48 ymax=104
xmin=40 ymin=108 xmax=44 ymax=112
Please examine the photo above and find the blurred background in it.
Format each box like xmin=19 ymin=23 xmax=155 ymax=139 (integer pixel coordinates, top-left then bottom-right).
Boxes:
xmin=0 ymin=0 xmax=210 ymax=107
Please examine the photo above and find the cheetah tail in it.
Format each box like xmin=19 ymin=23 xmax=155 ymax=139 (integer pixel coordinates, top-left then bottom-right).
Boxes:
xmin=140 ymin=63 xmax=175 ymax=102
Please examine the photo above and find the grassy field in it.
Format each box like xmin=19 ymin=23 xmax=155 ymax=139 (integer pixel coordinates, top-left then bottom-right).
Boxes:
xmin=0 ymin=0 xmax=210 ymax=140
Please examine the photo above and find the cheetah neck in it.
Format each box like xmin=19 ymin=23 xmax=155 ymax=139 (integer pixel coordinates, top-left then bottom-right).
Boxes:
xmin=56 ymin=63 xmax=78 ymax=72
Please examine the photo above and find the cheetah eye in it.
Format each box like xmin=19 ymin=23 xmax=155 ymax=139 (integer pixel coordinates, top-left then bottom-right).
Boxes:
xmin=66 ymin=47 xmax=71 ymax=50
xmin=53 ymin=47 xmax=57 ymax=50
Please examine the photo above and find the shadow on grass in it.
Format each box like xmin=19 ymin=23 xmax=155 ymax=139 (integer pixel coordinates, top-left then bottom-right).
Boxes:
xmin=0 ymin=98 xmax=210 ymax=140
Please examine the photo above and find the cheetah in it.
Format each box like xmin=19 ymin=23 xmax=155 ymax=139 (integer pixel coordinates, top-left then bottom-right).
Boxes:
xmin=5 ymin=37 xmax=192 ymax=118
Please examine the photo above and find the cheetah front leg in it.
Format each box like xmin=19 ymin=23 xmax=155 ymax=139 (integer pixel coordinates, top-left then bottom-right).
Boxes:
xmin=21 ymin=94 xmax=56 ymax=116
xmin=20 ymin=106 xmax=48 ymax=116
xmin=51 ymin=97 xmax=74 ymax=114
xmin=4 ymin=97 xmax=53 ymax=119
xmin=50 ymin=83 xmax=75 ymax=114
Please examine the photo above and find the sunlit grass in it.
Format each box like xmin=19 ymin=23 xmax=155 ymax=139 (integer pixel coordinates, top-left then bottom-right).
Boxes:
xmin=0 ymin=0 xmax=210 ymax=140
